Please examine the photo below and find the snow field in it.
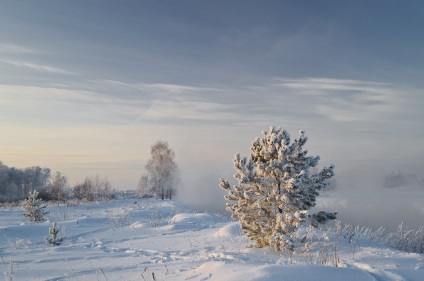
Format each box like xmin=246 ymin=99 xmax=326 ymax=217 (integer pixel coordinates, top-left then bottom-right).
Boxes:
xmin=1 ymin=198 xmax=423 ymax=280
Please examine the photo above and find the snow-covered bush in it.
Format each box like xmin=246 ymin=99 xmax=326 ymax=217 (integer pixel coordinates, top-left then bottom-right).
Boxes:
xmin=7 ymin=237 xmax=35 ymax=249
xmin=385 ymin=223 xmax=424 ymax=254
xmin=107 ymin=207 xmax=132 ymax=228
xmin=21 ymin=190 xmax=49 ymax=222
xmin=150 ymin=207 xmax=165 ymax=227
xmin=328 ymin=221 xmax=424 ymax=254
xmin=220 ymin=126 xmax=336 ymax=251
xmin=335 ymin=223 xmax=386 ymax=243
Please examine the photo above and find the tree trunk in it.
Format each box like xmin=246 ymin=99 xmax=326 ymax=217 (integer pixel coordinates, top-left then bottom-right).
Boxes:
xmin=277 ymin=179 xmax=283 ymax=213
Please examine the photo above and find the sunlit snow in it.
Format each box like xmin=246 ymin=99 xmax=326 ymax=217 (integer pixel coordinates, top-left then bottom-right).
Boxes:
xmin=1 ymin=198 xmax=423 ymax=280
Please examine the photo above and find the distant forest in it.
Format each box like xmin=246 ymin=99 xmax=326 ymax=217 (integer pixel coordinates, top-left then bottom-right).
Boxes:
xmin=0 ymin=161 xmax=113 ymax=203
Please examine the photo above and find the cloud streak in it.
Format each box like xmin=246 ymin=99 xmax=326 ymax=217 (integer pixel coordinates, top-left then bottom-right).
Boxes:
xmin=70 ymin=79 xmax=413 ymax=131
xmin=0 ymin=76 xmax=410 ymax=128
xmin=0 ymin=59 xmax=73 ymax=74
xmin=0 ymin=43 xmax=38 ymax=54
xmin=140 ymin=100 xmax=238 ymax=122
xmin=270 ymin=77 xmax=402 ymax=123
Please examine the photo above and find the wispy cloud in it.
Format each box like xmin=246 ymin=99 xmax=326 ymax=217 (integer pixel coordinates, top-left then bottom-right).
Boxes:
xmin=86 ymin=80 xmax=238 ymax=124
xmin=277 ymin=77 xmax=388 ymax=93
xmin=0 ymin=77 xmax=414 ymax=128
xmin=97 ymin=79 xmax=223 ymax=99
xmin=101 ymin=79 xmax=207 ymax=93
xmin=140 ymin=100 xmax=238 ymax=122
xmin=0 ymin=43 xmax=38 ymax=54
xmin=0 ymin=59 xmax=73 ymax=74
xmin=271 ymin=77 xmax=400 ymax=122
xmin=0 ymin=84 xmax=95 ymax=102
xmin=88 ymin=77 xmax=408 ymax=126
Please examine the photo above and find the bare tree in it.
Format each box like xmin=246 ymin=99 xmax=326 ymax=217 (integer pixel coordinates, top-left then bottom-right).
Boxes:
xmin=50 ymin=171 xmax=68 ymax=205
xmin=24 ymin=166 xmax=51 ymax=194
xmin=0 ymin=162 xmax=9 ymax=202
xmin=82 ymin=176 xmax=95 ymax=202
xmin=73 ymin=183 xmax=85 ymax=203
xmin=102 ymin=177 xmax=112 ymax=201
xmin=73 ymin=175 xmax=112 ymax=202
xmin=144 ymin=141 xmax=178 ymax=200
xmin=0 ymin=162 xmax=52 ymax=203
xmin=138 ymin=174 xmax=148 ymax=197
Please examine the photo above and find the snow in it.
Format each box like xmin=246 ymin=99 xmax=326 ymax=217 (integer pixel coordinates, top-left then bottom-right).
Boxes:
xmin=1 ymin=198 xmax=424 ymax=280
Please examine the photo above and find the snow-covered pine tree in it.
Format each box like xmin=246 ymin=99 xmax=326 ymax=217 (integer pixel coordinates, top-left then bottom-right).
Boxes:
xmin=220 ymin=126 xmax=336 ymax=251
xmin=22 ymin=190 xmax=49 ymax=222
xmin=45 ymin=222 xmax=65 ymax=246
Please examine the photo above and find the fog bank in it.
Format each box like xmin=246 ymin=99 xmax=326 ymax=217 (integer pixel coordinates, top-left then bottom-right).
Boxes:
xmin=314 ymin=165 xmax=424 ymax=232
xmin=179 ymin=161 xmax=424 ymax=232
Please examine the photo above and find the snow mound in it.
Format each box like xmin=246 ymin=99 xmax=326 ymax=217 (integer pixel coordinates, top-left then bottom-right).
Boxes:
xmin=187 ymin=262 xmax=375 ymax=281
xmin=172 ymin=212 xmax=223 ymax=225
xmin=213 ymin=222 xmax=242 ymax=238
xmin=128 ymin=221 xmax=148 ymax=229
xmin=163 ymin=212 xmax=225 ymax=232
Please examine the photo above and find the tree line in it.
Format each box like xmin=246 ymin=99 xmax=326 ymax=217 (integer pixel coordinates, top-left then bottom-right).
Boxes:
xmin=0 ymin=161 xmax=113 ymax=203
xmin=1 ymin=140 xmax=181 ymax=204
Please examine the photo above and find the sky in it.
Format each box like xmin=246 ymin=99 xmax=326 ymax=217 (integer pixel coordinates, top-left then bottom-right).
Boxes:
xmin=1 ymin=1 xmax=424 ymax=224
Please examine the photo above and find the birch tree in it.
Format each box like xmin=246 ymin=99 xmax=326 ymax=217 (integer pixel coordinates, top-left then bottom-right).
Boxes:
xmin=50 ymin=171 xmax=68 ymax=205
xmin=144 ymin=141 xmax=178 ymax=200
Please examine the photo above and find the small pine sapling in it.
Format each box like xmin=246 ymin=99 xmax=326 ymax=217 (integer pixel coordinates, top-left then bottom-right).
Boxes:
xmin=22 ymin=190 xmax=49 ymax=222
xmin=220 ymin=126 xmax=337 ymax=251
xmin=45 ymin=222 xmax=65 ymax=246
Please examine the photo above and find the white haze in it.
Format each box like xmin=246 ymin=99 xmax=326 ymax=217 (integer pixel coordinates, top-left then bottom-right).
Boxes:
xmin=178 ymin=162 xmax=229 ymax=215
xmin=179 ymin=161 xmax=424 ymax=233
xmin=316 ymin=167 xmax=424 ymax=232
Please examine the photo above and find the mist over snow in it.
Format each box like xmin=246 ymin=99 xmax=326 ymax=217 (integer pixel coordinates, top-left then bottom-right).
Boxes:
xmin=315 ymin=165 xmax=424 ymax=232
xmin=178 ymin=160 xmax=229 ymax=215
xmin=178 ymin=152 xmax=424 ymax=233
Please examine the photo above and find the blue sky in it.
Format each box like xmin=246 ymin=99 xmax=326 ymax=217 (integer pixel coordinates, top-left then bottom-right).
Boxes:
xmin=1 ymin=0 xmax=424 ymax=206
